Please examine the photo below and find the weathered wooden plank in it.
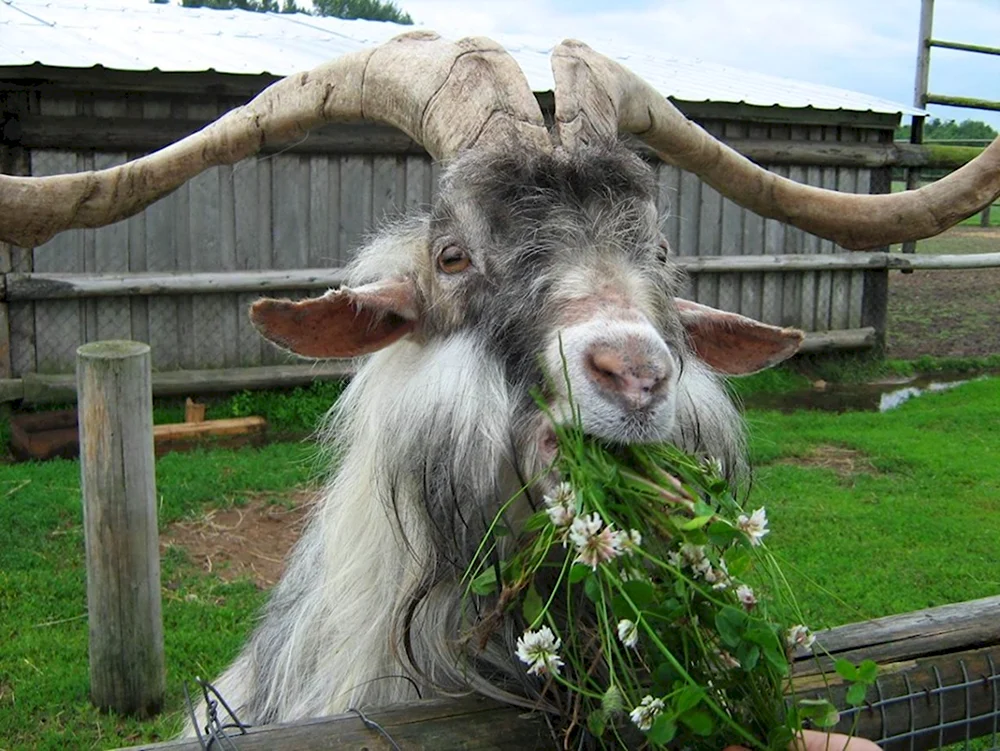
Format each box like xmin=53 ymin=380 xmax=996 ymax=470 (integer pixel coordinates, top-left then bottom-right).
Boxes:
xmin=188 ymin=166 xmax=224 ymax=369
xmin=153 ymin=416 xmax=266 ymax=441
xmin=715 ymin=122 xmax=746 ymax=313
xmin=849 ymin=164 xmax=872 ymax=331
xmin=340 ymin=155 xmax=373 ymax=265
xmin=797 ymin=327 xmax=877 ymax=353
xmin=271 ymin=156 xmax=310 ymax=271
xmin=219 ymin=167 xmax=240 ymax=368
xmin=233 ymin=159 xmax=263 ymax=367
xmin=0 ymin=108 xmax=29 ymax=378
xmin=31 ymin=151 xmax=83 ymax=372
xmin=169 ymin=97 xmax=196 ymax=370
xmin=306 ymin=157 xmax=331 ymax=268
xmin=372 ymin=154 xmax=404 ymax=228
xmin=677 ymin=170 xmax=701 ymax=262
xmin=18 ymin=362 xmax=354 ymax=404
xmin=405 ymin=155 xmax=432 ymax=212
xmin=800 ymin=595 xmax=1000 ymax=668
xmin=814 ymin=127 xmax=839 ymax=330
xmin=116 ymin=695 xmax=552 ymax=751
xmin=657 ymin=164 xmax=682 ymax=255
xmin=679 ymin=254 xmax=1000 ymax=272
xmin=144 ymin=168 xmax=180 ymax=372
xmin=738 ymin=123 xmax=767 ymax=321
xmin=696 ymin=189 xmax=722 ymax=307
xmin=761 ymin=168 xmax=787 ymax=326
xmin=126 ymin=98 xmax=150 ymax=349
xmin=796 ymin=126 xmax=823 ymax=332
xmin=77 ymin=340 xmax=164 ymax=718
xmin=93 ymin=153 xmax=133 ymax=345
xmin=10 ymin=254 xmax=999 ymax=303
xmin=831 ymin=166 xmax=857 ymax=331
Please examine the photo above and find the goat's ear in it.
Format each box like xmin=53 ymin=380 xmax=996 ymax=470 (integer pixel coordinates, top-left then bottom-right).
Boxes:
xmin=250 ymin=279 xmax=419 ymax=358
xmin=675 ymin=298 xmax=804 ymax=375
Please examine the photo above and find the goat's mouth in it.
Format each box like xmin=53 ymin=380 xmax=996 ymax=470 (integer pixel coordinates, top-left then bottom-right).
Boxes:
xmin=534 ymin=408 xmax=671 ymax=468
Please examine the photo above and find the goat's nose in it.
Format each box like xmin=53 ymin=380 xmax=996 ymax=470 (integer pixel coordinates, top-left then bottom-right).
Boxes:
xmin=585 ymin=344 xmax=671 ymax=410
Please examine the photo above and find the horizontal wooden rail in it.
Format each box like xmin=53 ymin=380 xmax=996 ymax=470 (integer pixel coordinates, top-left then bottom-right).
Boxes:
xmin=924 ymin=94 xmax=1000 ymax=113
xmin=1 ymin=268 xmax=348 ymax=300
xmin=114 ymin=596 xmax=1000 ymax=750
xmin=929 ymin=38 xmax=1000 ymax=56
xmin=4 ymin=254 xmax=998 ymax=301
xmin=794 ymin=595 xmax=1000 ymax=751
xmin=117 ymin=695 xmax=554 ymax=751
xmin=0 ymin=362 xmax=352 ymax=404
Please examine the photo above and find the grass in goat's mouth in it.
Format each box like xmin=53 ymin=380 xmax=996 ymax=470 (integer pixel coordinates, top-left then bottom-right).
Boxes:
xmin=466 ymin=426 xmax=848 ymax=750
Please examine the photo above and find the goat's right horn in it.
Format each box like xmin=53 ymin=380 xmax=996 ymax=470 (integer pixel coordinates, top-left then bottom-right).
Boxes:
xmin=0 ymin=31 xmax=549 ymax=249
xmin=551 ymin=39 xmax=1000 ymax=251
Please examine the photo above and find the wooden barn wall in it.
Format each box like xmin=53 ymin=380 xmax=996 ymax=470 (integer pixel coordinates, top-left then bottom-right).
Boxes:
xmin=5 ymin=90 xmax=889 ymax=377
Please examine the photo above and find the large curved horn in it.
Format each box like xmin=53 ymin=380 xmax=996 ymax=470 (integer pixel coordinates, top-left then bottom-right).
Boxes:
xmin=551 ymin=39 xmax=1000 ymax=251
xmin=0 ymin=31 xmax=549 ymax=249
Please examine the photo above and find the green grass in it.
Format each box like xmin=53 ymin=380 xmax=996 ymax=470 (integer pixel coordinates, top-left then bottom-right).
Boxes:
xmin=744 ymin=377 xmax=1000 ymax=628
xmin=0 ymin=442 xmax=321 ymax=750
xmin=1 ymin=376 xmax=998 ymax=749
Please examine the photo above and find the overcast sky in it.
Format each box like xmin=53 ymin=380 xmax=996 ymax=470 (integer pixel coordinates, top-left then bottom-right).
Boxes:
xmin=401 ymin=0 xmax=1000 ymax=130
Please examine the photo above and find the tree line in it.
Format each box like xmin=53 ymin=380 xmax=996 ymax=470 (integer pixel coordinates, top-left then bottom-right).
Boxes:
xmin=895 ymin=117 xmax=998 ymax=142
xmin=156 ymin=0 xmax=413 ymax=23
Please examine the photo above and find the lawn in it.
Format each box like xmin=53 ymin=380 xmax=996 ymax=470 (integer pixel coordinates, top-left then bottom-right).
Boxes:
xmin=1 ymin=375 xmax=998 ymax=749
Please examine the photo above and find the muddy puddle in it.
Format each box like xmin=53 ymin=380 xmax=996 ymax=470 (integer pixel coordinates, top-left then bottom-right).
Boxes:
xmin=743 ymin=373 xmax=990 ymax=414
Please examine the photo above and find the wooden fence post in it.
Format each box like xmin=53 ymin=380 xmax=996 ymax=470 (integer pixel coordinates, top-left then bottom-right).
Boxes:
xmin=77 ymin=340 xmax=165 ymax=717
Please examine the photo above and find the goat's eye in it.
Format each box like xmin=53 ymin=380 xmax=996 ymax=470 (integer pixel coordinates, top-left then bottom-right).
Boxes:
xmin=438 ymin=245 xmax=471 ymax=274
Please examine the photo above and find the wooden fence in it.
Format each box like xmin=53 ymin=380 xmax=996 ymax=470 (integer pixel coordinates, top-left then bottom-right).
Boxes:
xmin=0 ymin=89 xmax=902 ymax=394
xmin=119 ymin=595 xmax=1000 ymax=750
xmin=3 ymin=84 xmax=999 ymax=400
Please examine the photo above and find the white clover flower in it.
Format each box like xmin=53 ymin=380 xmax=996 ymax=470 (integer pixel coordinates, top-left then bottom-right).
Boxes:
xmin=666 ymin=549 xmax=683 ymax=567
xmin=736 ymin=584 xmax=757 ymax=611
xmin=568 ymin=513 xmax=624 ymax=569
xmin=716 ymin=648 xmax=742 ymax=671
xmin=543 ymin=482 xmax=577 ymax=528
xmin=679 ymin=542 xmax=708 ymax=566
xmin=705 ymin=558 xmax=731 ymax=590
xmin=703 ymin=456 xmax=725 ymax=477
xmin=786 ymin=624 xmax=816 ymax=652
xmin=625 ymin=528 xmax=642 ymax=551
xmin=736 ymin=507 xmax=770 ymax=547
xmin=617 ymin=618 xmax=639 ymax=648
xmin=516 ymin=626 xmax=564 ymax=676
xmin=629 ymin=695 xmax=665 ymax=731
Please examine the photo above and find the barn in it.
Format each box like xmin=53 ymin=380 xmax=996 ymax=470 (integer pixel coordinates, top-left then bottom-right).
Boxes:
xmin=0 ymin=0 xmax=923 ymax=400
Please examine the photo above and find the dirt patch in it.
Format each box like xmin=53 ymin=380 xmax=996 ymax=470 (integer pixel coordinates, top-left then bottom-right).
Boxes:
xmin=776 ymin=444 xmax=879 ymax=480
xmin=161 ymin=490 xmax=316 ymax=589
xmin=887 ymin=227 xmax=1000 ymax=359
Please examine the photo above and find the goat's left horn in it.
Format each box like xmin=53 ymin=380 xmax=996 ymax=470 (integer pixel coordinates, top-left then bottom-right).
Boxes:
xmin=551 ymin=39 xmax=1000 ymax=251
xmin=0 ymin=32 xmax=549 ymax=249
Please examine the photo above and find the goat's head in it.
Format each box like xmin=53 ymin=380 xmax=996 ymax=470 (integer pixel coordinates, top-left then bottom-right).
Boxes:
xmin=248 ymin=141 xmax=800 ymax=477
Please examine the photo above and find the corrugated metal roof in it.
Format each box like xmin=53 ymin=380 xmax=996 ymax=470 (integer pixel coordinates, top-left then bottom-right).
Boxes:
xmin=0 ymin=0 xmax=923 ymax=115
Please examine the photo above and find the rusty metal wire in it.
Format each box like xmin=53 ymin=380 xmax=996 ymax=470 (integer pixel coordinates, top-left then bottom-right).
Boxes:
xmin=182 ymin=677 xmax=406 ymax=750
xmin=183 ymin=677 xmax=251 ymax=751
xmin=836 ymin=655 xmax=1000 ymax=751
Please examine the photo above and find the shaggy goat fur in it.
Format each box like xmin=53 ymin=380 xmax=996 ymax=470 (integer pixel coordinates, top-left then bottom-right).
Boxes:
xmin=191 ymin=142 xmax=746 ymax=730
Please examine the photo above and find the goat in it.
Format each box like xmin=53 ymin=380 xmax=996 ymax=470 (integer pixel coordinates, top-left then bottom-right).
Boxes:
xmin=2 ymin=30 xmax=998 ymax=734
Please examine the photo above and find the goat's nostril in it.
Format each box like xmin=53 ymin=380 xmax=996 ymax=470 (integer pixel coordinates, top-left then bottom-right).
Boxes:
xmin=585 ymin=344 xmax=671 ymax=410
xmin=588 ymin=350 xmax=626 ymax=381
